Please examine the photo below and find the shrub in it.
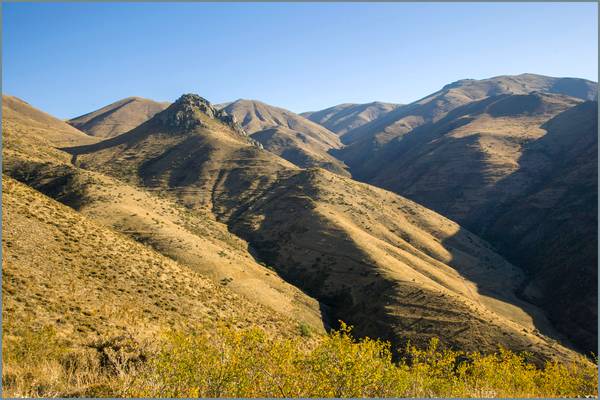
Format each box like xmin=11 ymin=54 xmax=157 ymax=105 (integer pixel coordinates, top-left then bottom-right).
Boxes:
xmin=3 ymin=322 xmax=597 ymax=398
xmin=298 ymin=322 xmax=312 ymax=337
xmin=130 ymin=323 xmax=598 ymax=398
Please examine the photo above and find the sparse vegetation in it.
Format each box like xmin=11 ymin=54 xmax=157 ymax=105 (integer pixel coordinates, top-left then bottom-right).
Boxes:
xmin=2 ymin=79 xmax=598 ymax=398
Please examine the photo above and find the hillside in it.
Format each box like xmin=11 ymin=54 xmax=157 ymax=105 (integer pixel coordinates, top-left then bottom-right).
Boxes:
xmin=475 ymin=101 xmax=598 ymax=355
xmin=360 ymin=92 xmax=582 ymax=219
xmin=336 ymin=91 xmax=597 ymax=355
xmin=68 ymin=96 xmax=170 ymax=138
xmin=2 ymin=175 xmax=303 ymax=340
xmin=2 ymin=175 xmax=321 ymax=396
xmin=62 ymin=93 xmax=581 ymax=362
xmin=2 ymin=94 xmax=326 ymax=337
xmin=336 ymin=74 xmax=597 ymax=169
xmin=222 ymin=99 xmax=349 ymax=175
xmin=2 ymin=95 xmax=99 ymax=165
xmin=301 ymin=101 xmax=402 ymax=136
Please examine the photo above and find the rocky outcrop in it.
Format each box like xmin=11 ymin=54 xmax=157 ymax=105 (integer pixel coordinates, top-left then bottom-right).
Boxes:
xmin=156 ymin=94 xmax=263 ymax=149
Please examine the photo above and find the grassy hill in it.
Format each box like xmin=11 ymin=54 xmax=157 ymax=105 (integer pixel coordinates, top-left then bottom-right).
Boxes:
xmin=63 ymin=93 xmax=582 ymax=363
xmin=3 ymin=95 xmax=99 ymax=165
xmin=301 ymin=101 xmax=401 ymax=136
xmin=222 ymin=99 xmax=349 ymax=175
xmin=332 ymin=90 xmax=598 ymax=355
xmin=2 ymin=176 xmax=312 ymax=396
xmin=68 ymin=96 xmax=170 ymax=138
xmin=3 ymin=95 xmax=325 ymax=334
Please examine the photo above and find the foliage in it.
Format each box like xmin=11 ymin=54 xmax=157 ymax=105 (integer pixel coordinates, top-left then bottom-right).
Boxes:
xmin=3 ymin=323 xmax=597 ymax=398
xmin=129 ymin=323 xmax=597 ymax=398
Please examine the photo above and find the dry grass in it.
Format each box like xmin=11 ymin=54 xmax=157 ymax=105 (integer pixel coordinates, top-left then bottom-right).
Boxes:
xmin=2 ymin=176 xmax=314 ymax=397
xmin=68 ymin=96 xmax=169 ymax=138
xmin=60 ymin=96 xmax=583 ymax=362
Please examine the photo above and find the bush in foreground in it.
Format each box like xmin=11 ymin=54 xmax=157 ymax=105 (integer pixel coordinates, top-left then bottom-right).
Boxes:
xmin=3 ymin=323 xmax=597 ymax=398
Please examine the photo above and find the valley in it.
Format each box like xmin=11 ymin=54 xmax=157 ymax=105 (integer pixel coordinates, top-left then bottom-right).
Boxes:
xmin=2 ymin=73 xmax=597 ymax=396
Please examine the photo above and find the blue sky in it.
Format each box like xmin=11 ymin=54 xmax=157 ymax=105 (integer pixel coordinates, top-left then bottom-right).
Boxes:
xmin=3 ymin=2 xmax=598 ymax=119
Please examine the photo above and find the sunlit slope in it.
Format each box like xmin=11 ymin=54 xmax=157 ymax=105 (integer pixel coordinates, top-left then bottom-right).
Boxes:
xmin=69 ymin=96 xmax=170 ymax=138
xmin=2 ymin=95 xmax=99 ymax=164
xmin=2 ymin=94 xmax=326 ymax=333
xmin=222 ymin=99 xmax=349 ymax=175
xmin=64 ymin=93 xmax=581 ymax=362
xmin=2 ymin=176 xmax=306 ymax=345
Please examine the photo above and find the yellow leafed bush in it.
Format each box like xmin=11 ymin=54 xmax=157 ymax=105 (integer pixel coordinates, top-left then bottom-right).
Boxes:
xmin=3 ymin=323 xmax=598 ymax=398
xmin=128 ymin=323 xmax=597 ymax=398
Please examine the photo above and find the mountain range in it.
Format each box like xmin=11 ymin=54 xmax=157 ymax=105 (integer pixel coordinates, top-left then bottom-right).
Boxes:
xmin=3 ymin=73 xmax=597 ymax=369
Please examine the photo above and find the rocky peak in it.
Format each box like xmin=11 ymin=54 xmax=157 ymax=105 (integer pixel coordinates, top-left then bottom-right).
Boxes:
xmin=156 ymin=94 xmax=215 ymax=130
xmin=153 ymin=93 xmax=263 ymax=149
xmin=156 ymin=94 xmax=241 ymax=132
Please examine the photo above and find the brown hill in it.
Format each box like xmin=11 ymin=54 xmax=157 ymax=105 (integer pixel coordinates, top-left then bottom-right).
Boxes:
xmin=2 ymin=175 xmax=306 ymax=341
xmin=3 ymin=95 xmax=99 ymax=164
xmin=361 ymin=92 xmax=582 ymax=219
xmin=336 ymin=74 xmax=597 ymax=170
xmin=475 ymin=101 xmax=598 ymax=355
xmin=2 ymin=174 xmax=325 ymax=396
xmin=62 ymin=93 xmax=581 ymax=362
xmin=2 ymin=94 xmax=326 ymax=337
xmin=68 ymin=96 xmax=170 ymax=138
xmin=301 ymin=102 xmax=402 ymax=136
xmin=338 ymin=91 xmax=597 ymax=355
xmin=222 ymin=99 xmax=349 ymax=175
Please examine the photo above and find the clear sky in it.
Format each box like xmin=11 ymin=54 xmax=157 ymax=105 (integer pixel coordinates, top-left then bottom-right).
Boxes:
xmin=3 ymin=2 xmax=598 ymax=119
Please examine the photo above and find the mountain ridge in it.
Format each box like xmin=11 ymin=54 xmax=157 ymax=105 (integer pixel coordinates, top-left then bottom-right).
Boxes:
xmin=57 ymin=92 xmax=583 ymax=362
xmin=68 ymin=96 xmax=170 ymax=138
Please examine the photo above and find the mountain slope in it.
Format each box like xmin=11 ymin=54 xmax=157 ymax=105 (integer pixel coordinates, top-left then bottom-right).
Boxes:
xmin=301 ymin=101 xmax=402 ymax=136
xmin=222 ymin=99 xmax=349 ymax=175
xmin=2 ymin=175 xmax=316 ymax=396
xmin=337 ymin=74 xmax=597 ymax=154
xmin=337 ymin=90 xmax=597 ymax=355
xmin=68 ymin=96 xmax=170 ymax=138
xmin=3 ymin=95 xmax=99 ymax=165
xmin=2 ymin=94 xmax=326 ymax=336
xmin=63 ymin=93 xmax=581 ymax=362
xmin=475 ymin=101 xmax=598 ymax=355
xmin=363 ymin=93 xmax=582 ymax=220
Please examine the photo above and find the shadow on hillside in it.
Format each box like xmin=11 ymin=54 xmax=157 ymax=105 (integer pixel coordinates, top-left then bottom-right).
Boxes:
xmin=336 ymin=99 xmax=597 ymax=357
xmin=458 ymin=101 xmax=599 ymax=356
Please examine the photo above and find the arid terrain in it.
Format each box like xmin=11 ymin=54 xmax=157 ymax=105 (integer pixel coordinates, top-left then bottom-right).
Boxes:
xmin=2 ymin=73 xmax=597 ymax=396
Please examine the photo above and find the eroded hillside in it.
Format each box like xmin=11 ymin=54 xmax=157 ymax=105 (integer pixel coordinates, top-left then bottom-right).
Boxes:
xmin=59 ymin=93 xmax=583 ymax=363
xmin=222 ymin=99 xmax=349 ymax=175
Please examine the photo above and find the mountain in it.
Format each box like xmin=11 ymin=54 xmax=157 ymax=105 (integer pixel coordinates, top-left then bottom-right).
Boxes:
xmin=3 ymin=95 xmax=99 ymax=169
xmin=3 ymin=175 xmax=307 ymax=342
xmin=301 ymin=102 xmax=402 ymax=136
xmin=3 ymin=95 xmax=98 ymax=148
xmin=335 ymin=89 xmax=597 ymax=355
xmin=2 ymin=94 xmax=326 ymax=338
xmin=337 ymin=74 xmax=597 ymax=151
xmin=58 ymin=93 xmax=581 ymax=362
xmin=68 ymin=96 xmax=170 ymax=138
xmin=477 ymin=101 xmax=598 ymax=355
xmin=221 ymin=99 xmax=349 ymax=175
